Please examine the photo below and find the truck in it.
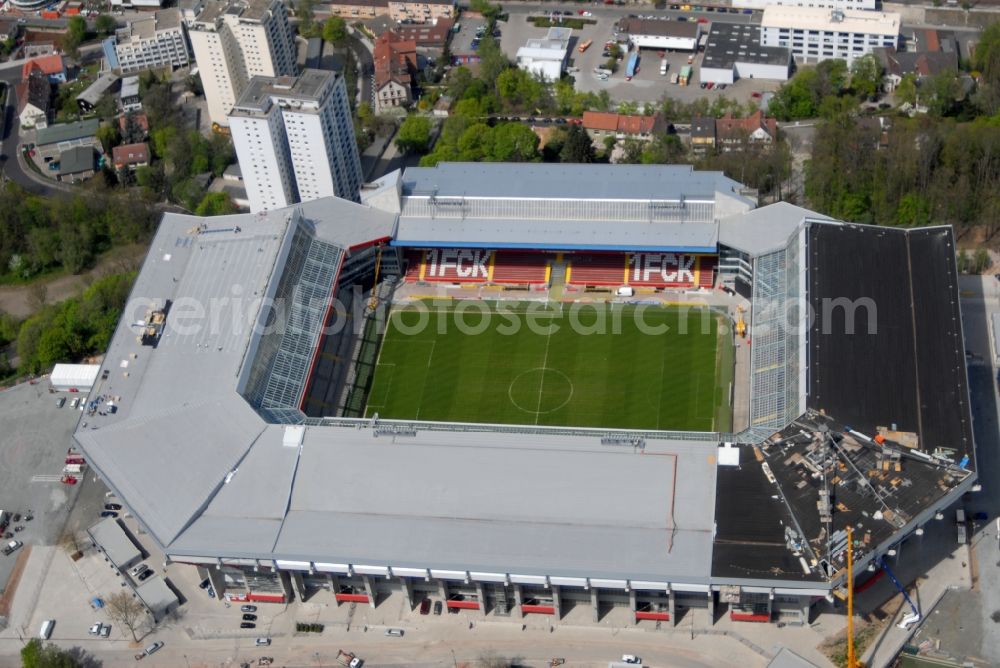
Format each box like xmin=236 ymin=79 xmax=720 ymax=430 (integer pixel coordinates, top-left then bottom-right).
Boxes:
xmin=336 ymin=650 xmax=363 ymax=668
xmin=578 ymin=39 xmax=592 ymax=53
xmin=659 ymin=59 xmax=668 ymax=75
xmin=679 ymin=65 xmax=692 ymax=86
xmin=625 ymin=52 xmax=639 ymax=80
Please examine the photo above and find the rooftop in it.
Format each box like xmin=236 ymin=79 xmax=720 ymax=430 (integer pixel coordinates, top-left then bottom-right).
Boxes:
xmin=231 ymin=69 xmax=335 ymax=115
xmin=703 ymin=22 xmax=791 ymax=69
xmin=77 ymin=72 xmax=120 ymax=106
xmin=113 ymin=142 xmax=149 ymax=166
xmin=59 ymin=146 xmax=95 ymax=175
xmin=36 ymin=118 xmax=100 ymax=146
xmin=121 ymin=8 xmax=182 ymax=41
xmin=761 ymin=6 xmax=901 ymax=37
xmin=194 ymin=0 xmax=278 ymax=27
xmin=87 ymin=518 xmax=141 ymax=567
xmin=21 ymin=53 xmax=63 ymax=79
xmin=618 ymin=18 xmax=698 ymax=39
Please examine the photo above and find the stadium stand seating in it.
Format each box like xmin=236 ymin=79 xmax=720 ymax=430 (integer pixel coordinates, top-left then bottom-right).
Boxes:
xmin=491 ymin=252 xmax=549 ymax=285
xmin=567 ymin=254 xmax=626 ymax=286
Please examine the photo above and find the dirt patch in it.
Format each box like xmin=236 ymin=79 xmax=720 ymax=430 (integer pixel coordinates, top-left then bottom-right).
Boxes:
xmin=0 ymin=545 xmax=31 ymax=618
xmin=819 ymin=615 xmax=890 ymax=668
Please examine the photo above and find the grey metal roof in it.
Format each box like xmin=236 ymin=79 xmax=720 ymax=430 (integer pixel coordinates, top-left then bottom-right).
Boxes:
xmin=718 ymin=202 xmax=833 ymax=256
xmin=36 ymin=119 xmax=100 ymax=146
xmin=135 ymin=576 xmax=179 ymax=619
xmin=400 ymin=163 xmax=747 ymax=203
xmin=395 ymin=217 xmax=718 ymax=252
xmin=87 ymin=518 xmax=141 ymax=567
xmin=58 ymin=146 xmax=95 ymax=175
xmin=76 ymin=72 xmax=120 ymax=106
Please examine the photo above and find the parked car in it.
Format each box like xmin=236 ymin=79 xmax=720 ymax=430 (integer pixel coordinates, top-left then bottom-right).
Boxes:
xmin=137 ymin=569 xmax=154 ymax=582
xmin=419 ymin=598 xmax=431 ymax=614
xmin=130 ymin=564 xmax=148 ymax=577
xmin=144 ymin=641 xmax=163 ymax=656
xmin=100 ymin=624 xmax=111 ymax=638
xmin=100 ymin=511 xmax=119 ymax=518
xmin=240 ymin=622 xmax=256 ymax=629
xmin=622 ymin=656 xmax=641 ymax=665
xmin=105 ymin=504 xmax=122 ymax=511
xmin=241 ymin=605 xmax=257 ymax=613
xmin=207 ymin=587 xmax=216 ymax=598
xmin=3 ymin=540 xmax=23 ymax=556
xmin=751 ymin=91 xmax=762 ymax=98
xmin=385 ymin=628 xmax=404 ymax=637
xmin=199 ymin=578 xmax=210 ymax=589
xmin=89 ymin=622 xmax=102 ymax=635
xmin=433 ymin=600 xmax=443 ymax=615
xmin=255 ymin=638 xmax=271 ymax=646
xmin=700 ymin=82 xmax=707 ymax=89
xmin=243 ymin=614 xmax=257 ymax=621
xmin=56 ymin=397 xmax=66 ymax=408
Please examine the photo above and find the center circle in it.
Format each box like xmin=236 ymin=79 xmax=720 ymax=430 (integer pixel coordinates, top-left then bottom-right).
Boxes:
xmin=508 ymin=368 xmax=574 ymax=415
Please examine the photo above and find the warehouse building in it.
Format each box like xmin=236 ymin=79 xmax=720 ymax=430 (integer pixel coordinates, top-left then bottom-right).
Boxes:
xmin=618 ymin=18 xmax=700 ymax=52
xmin=761 ymin=6 xmax=900 ymax=64
xmin=516 ymin=27 xmax=571 ymax=82
xmin=700 ymin=23 xmax=791 ymax=85
xmin=74 ymin=165 xmax=976 ymax=627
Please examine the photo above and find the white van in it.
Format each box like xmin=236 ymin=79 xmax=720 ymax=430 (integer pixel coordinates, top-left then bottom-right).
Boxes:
xmin=39 ymin=619 xmax=54 ymax=640
xmin=615 ymin=287 xmax=635 ymax=297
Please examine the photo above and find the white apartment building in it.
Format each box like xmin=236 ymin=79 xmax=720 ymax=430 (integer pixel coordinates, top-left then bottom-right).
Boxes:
xmin=114 ymin=9 xmax=189 ymax=74
xmin=761 ymin=7 xmax=900 ymax=64
xmin=229 ymin=70 xmax=363 ymax=213
xmin=189 ymin=0 xmax=297 ymax=128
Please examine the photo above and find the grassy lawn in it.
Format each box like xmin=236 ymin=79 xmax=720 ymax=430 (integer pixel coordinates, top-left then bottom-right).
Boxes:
xmin=365 ymin=301 xmax=733 ymax=431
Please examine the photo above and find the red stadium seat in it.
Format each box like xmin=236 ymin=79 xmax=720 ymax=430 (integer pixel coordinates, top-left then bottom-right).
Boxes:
xmin=491 ymin=252 xmax=549 ymax=285
xmin=567 ymin=254 xmax=627 ymax=286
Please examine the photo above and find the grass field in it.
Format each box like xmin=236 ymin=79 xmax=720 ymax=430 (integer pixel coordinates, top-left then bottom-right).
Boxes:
xmin=364 ymin=301 xmax=733 ymax=431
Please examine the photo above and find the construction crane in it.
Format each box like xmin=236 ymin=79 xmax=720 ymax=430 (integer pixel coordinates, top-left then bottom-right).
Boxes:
xmin=735 ymin=305 xmax=747 ymax=338
xmin=368 ymin=245 xmax=384 ymax=312
xmin=846 ymin=526 xmax=862 ymax=668
xmin=880 ymin=556 xmax=921 ymax=629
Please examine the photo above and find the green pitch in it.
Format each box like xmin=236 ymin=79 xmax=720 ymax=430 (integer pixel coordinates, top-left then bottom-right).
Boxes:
xmin=364 ymin=301 xmax=733 ymax=431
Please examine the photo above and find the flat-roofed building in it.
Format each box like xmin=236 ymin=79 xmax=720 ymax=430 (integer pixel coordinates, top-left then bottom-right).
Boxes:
xmin=618 ymin=17 xmax=700 ymax=52
xmin=761 ymin=6 xmax=900 ymax=64
xmin=516 ymin=27 xmax=571 ymax=82
xmin=701 ymin=23 xmax=791 ymax=85
xmin=114 ymin=8 xmax=190 ymax=74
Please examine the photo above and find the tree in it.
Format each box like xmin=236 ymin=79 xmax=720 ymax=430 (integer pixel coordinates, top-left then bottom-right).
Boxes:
xmin=295 ymin=0 xmax=319 ymax=37
xmin=322 ymin=16 xmax=348 ymax=45
xmin=106 ymin=590 xmax=148 ymax=642
xmin=96 ymin=123 xmax=120 ymax=153
xmin=21 ymin=638 xmax=82 ymax=668
xmin=850 ymin=53 xmax=882 ymax=100
xmin=195 ymin=192 xmax=237 ymax=216
xmin=895 ymin=73 xmax=918 ymax=106
xmin=559 ymin=124 xmax=596 ymax=163
xmin=396 ymin=114 xmax=432 ymax=153
xmin=470 ymin=0 xmax=501 ymax=22
xmin=95 ymin=14 xmax=117 ymax=35
xmin=62 ymin=15 xmax=87 ymax=56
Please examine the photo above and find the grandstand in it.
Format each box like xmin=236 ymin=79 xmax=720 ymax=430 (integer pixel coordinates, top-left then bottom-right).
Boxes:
xmin=72 ymin=165 xmax=976 ymax=628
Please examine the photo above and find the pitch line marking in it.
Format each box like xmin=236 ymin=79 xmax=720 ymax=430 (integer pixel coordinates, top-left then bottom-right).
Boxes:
xmin=508 ymin=368 xmax=574 ymax=416
xmin=535 ymin=319 xmax=555 ymax=424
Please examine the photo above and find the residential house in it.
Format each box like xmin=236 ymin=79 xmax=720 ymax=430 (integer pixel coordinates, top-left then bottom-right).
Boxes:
xmin=20 ymin=30 xmax=60 ymax=58
xmin=57 ymin=146 xmax=96 ymax=183
xmin=120 ymin=75 xmax=142 ymax=112
xmin=22 ymin=54 xmax=66 ymax=83
xmin=394 ymin=18 xmax=453 ymax=57
xmin=374 ymin=31 xmax=417 ymax=114
xmin=77 ymin=73 xmax=121 ymax=113
xmin=119 ymin=112 xmax=150 ymax=141
xmin=715 ymin=111 xmax=778 ymax=152
xmin=16 ymin=73 xmax=51 ymax=129
xmin=324 ymin=0 xmax=385 ymax=19
xmin=112 ymin=142 xmax=150 ymax=170
xmin=581 ymin=111 xmax=668 ymax=141
xmin=690 ymin=117 xmax=716 ymax=153
xmin=875 ymin=30 xmax=959 ymax=92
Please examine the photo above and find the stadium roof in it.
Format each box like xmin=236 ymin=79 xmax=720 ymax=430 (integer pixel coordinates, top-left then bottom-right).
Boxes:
xmin=400 ymin=163 xmax=749 ymax=204
xmin=719 ymin=202 xmax=832 ymax=256
xmin=394 ymin=218 xmax=718 ymax=252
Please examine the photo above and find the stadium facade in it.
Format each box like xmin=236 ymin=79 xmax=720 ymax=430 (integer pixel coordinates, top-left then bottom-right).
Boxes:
xmin=74 ymin=164 xmax=976 ymax=625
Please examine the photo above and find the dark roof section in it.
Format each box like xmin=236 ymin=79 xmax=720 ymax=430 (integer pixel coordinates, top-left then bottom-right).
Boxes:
xmin=618 ymin=17 xmax=698 ymax=38
xmin=807 ymin=223 xmax=974 ymax=462
xmin=59 ymin=146 xmax=95 ymax=175
xmin=703 ymin=22 xmax=790 ymax=69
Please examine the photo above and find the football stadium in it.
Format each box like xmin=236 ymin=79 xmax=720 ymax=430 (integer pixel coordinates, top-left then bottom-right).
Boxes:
xmin=73 ymin=164 xmax=976 ymax=626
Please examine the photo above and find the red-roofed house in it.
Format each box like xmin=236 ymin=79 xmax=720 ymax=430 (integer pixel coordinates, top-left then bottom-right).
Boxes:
xmin=715 ymin=111 xmax=777 ymax=152
xmin=582 ymin=111 xmax=667 ymax=141
xmin=374 ymin=31 xmax=417 ymax=114
xmin=112 ymin=142 xmax=150 ymax=170
xmin=22 ymin=54 xmax=66 ymax=84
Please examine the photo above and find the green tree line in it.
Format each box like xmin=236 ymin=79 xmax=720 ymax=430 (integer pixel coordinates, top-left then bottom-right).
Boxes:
xmin=0 ymin=184 xmax=157 ymax=281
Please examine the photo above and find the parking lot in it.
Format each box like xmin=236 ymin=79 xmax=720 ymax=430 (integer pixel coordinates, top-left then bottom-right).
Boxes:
xmin=500 ymin=5 xmax=780 ymax=105
xmin=0 ymin=381 xmax=88 ymax=598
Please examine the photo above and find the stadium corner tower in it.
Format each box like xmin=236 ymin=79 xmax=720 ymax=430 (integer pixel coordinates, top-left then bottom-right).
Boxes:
xmin=75 ymin=164 xmax=976 ymax=624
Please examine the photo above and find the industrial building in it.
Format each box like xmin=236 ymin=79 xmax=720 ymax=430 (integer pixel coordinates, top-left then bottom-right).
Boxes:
xmin=188 ymin=0 xmax=297 ymax=127
xmin=734 ymin=0 xmax=875 ymax=11
xmin=760 ymin=6 xmax=900 ymax=64
xmin=618 ymin=18 xmax=700 ymax=52
xmin=228 ymin=70 xmax=363 ymax=213
xmin=75 ymin=164 xmax=976 ymax=626
xmin=515 ymin=27 xmax=572 ymax=82
xmin=700 ymin=23 xmax=791 ymax=85
xmin=113 ymin=8 xmax=190 ymax=74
